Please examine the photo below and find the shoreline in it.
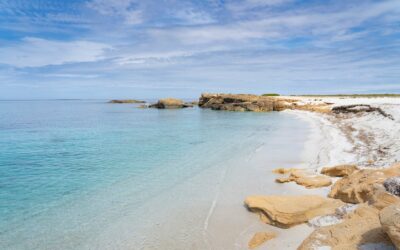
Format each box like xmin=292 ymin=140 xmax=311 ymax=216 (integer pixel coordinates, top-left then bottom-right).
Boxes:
xmin=244 ymin=96 xmax=400 ymax=249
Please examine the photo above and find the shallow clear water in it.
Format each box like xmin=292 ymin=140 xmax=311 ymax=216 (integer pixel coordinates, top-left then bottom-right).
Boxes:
xmin=0 ymin=100 xmax=310 ymax=249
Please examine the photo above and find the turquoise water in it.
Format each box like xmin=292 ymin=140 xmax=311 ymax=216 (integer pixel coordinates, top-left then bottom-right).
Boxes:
xmin=0 ymin=100 xmax=310 ymax=249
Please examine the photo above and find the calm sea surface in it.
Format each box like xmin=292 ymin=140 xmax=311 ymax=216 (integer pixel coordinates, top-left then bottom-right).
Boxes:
xmin=0 ymin=100 xmax=310 ymax=249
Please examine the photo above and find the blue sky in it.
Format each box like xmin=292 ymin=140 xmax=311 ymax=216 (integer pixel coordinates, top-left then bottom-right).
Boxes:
xmin=0 ymin=0 xmax=400 ymax=99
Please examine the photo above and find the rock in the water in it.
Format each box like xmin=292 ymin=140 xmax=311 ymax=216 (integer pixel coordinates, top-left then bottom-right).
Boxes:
xmin=329 ymin=164 xmax=400 ymax=203
xmin=248 ymin=232 xmax=276 ymax=249
xmin=275 ymin=169 xmax=332 ymax=188
xmin=272 ymin=168 xmax=296 ymax=174
xmin=244 ymin=195 xmax=343 ymax=228
xmin=299 ymin=205 xmax=394 ymax=250
xmin=109 ymin=99 xmax=145 ymax=104
xmin=380 ymin=204 xmax=400 ymax=249
xmin=321 ymin=164 xmax=359 ymax=177
xmin=149 ymin=98 xmax=193 ymax=109
xmin=384 ymin=177 xmax=400 ymax=197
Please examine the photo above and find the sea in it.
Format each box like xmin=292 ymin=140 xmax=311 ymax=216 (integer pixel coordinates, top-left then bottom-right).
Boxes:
xmin=0 ymin=100 xmax=312 ymax=249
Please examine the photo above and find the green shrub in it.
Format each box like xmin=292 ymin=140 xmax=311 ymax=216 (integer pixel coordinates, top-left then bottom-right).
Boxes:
xmin=261 ymin=93 xmax=280 ymax=96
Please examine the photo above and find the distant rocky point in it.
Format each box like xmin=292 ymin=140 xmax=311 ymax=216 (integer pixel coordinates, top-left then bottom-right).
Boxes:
xmin=149 ymin=98 xmax=193 ymax=109
xmin=198 ymin=93 xmax=330 ymax=112
xmin=109 ymin=99 xmax=145 ymax=104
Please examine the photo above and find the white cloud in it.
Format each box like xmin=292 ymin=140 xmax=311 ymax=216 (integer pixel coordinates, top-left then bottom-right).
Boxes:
xmin=0 ymin=37 xmax=112 ymax=68
xmin=87 ymin=0 xmax=143 ymax=25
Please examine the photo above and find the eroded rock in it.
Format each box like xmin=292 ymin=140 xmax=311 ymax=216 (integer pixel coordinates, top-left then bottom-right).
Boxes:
xmin=244 ymin=195 xmax=343 ymax=228
xmin=149 ymin=98 xmax=193 ymax=109
xmin=321 ymin=164 xmax=359 ymax=177
xmin=298 ymin=205 xmax=394 ymax=250
xmin=248 ymin=232 xmax=276 ymax=249
xmin=380 ymin=204 xmax=400 ymax=249
xmin=275 ymin=169 xmax=332 ymax=189
xmin=368 ymin=185 xmax=400 ymax=210
xmin=329 ymin=164 xmax=400 ymax=203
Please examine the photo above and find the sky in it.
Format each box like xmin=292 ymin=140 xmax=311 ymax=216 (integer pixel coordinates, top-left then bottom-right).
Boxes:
xmin=0 ymin=0 xmax=400 ymax=99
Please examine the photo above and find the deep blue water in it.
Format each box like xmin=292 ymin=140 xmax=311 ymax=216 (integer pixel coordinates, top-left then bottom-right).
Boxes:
xmin=0 ymin=100 xmax=309 ymax=249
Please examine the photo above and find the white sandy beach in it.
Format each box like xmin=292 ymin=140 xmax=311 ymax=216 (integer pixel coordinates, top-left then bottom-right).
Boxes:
xmin=255 ymin=96 xmax=400 ymax=249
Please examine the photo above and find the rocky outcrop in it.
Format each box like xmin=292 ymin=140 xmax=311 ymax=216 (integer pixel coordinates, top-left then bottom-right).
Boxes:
xmin=384 ymin=177 xmax=400 ymax=197
xmin=321 ymin=164 xmax=359 ymax=177
xmin=298 ymin=205 xmax=394 ymax=250
xmin=198 ymin=93 xmax=277 ymax=112
xmin=248 ymin=232 xmax=276 ymax=249
xmin=149 ymin=98 xmax=193 ymax=109
xmin=275 ymin=169 xmax=332 ymax=188
xmin=380 ymin=204 xmax=400 ymax=249
xmin=198 ymin=93 xmax=333 ymax=113
xmin=329 ymin=164 xmax=400 ymax=203
xmin=109 ymin=99 xmax=145 ymax=104
xmin=369 ymin=186 xmax=400 ymax=210
xmin=244 ymin=195 xmax=343 ymax=228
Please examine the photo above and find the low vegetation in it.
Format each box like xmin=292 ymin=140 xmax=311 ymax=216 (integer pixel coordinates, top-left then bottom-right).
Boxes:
xmin=261 ymin=93 xmax=280 ymax=96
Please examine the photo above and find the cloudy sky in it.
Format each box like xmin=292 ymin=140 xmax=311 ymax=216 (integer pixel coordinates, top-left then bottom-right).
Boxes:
xmin=0 ymin=0 xmax=400 ymax=99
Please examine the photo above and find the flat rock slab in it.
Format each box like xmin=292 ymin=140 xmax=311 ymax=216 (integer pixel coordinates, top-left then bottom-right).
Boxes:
xmin=245 ymin=195 xmax=343 ymax=228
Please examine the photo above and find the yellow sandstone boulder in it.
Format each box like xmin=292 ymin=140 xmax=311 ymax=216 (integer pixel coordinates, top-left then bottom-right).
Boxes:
xmin=321 ymin=164 xmax=359 ymax=177
xmin=275 ymin=169 xmax=332 ymax=188
xmin=248 ymin=232 xmax=276 ymax=249
xmin=380 ymin=203 xmax=400 ymax=249
xmin=329 ymin=164 xmax=400 ymax=203
xmin=298 ymin=205 xmax=394 ymax=250
xmin=245 ymin=195 xmax=343 ymax=228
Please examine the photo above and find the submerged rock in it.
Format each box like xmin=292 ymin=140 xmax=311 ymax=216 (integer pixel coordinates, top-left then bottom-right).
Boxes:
xmin=299 ymin=205 xmax=394 ymax=250
xmin=248 ymin=232 xmax=276 ymax=249
xmin=329 ymin=164 xmax=400 ymax=203
xmin=244 ymin=195 xmax=343 ymax=228
xmin=380 ymin=204 xmax=400 ymax=249
xmin=321 ymin=164 xmax=359 ymax=177
xmin=109 ymin=99 xmax=145 ymax=104
xmin=149 ymin=98 xmax=193 ymax=109
xmin=384 ymin=177 xmax=400 ymax=197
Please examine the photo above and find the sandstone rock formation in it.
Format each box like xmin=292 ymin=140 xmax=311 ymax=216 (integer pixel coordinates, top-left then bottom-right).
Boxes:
xmin=149 ymin=98 xmax=193 ymax=109
xmin=198 ymin=93 xmax=334 ymax=113
xmin=244 ymin=195 xmax=343 ymax=228
xmin=109 ymin=99 xmax=145 ymax=104
xmin=368 ymin=185 xmax=400 ymax=210
xmin=298 ymin=205 xmax=394 ymax=250
xmin=275 ymin=169 xmax=332 ymax=188
xmin=385 ymin=177 xmax=400 ymax=197
xmin=380 ymin=204 xmax=400 ymax=249
xmin=272 ymin=167 xmax=297 ymax=174
xmin=321 ymin=164 xmax=359 ymax=177
xmin=248 ymin=232 xmax=276 ymax=249
xmin=329 ymin=164 xmax=400 ymax=203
